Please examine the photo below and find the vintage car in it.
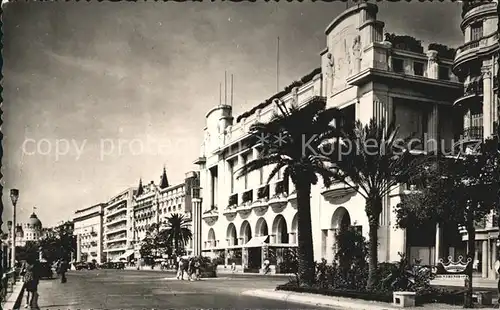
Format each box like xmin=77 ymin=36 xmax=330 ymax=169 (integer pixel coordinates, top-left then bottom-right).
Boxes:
xmin=100 ymin=262 xmax=125 ymax=269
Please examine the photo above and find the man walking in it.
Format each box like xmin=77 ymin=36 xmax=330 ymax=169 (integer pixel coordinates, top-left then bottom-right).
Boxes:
xmin=59 ymin=258 xmax=68 ymax=283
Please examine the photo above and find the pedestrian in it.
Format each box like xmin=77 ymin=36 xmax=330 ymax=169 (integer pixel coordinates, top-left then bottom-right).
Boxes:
xmin=194 ymin=258 xmax=201 ymax=280
xmin=231 ymin=261 xmax=236 ymax=273
xmin=22 ymin=255 xmax=40 ymax=309
xmin=187 ymin=257 xmax=193 ymax=281
xmin=176 ymin=256 xmax=183 ymax=280
xmin=263 ymin=258 xmax=271 ymax=275
xmin=59 ymin=258 xmax=68 ymax=283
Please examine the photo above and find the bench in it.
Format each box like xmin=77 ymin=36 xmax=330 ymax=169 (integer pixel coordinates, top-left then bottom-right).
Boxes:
xmin=393 ymin=291 xmax=416 ymax=307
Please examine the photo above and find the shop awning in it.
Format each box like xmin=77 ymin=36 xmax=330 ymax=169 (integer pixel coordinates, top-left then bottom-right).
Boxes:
xmin=244 ymin=235 xmax=269 ymax=248
xmin=113 ymin=250 xmax=134 ymax=262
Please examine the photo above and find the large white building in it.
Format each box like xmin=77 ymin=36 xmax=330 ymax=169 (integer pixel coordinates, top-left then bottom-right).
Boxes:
xmin=74 ymin=203 xmax=105 ymax=263
xmin=194 ymin=3 xmax=464 ymax=273
xmin=103 ymin=187 xmax=135 ymax=262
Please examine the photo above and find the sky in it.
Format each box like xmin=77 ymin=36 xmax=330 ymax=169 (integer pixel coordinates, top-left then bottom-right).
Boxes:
xmin=2 ymin=1 xmax=463 ymax=228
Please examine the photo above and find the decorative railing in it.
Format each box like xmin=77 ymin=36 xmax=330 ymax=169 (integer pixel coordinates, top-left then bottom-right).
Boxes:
xmin=455 ymin=32 xmax=499 ymax=61
xmin=462 ymin=126 xmax=483 ymax=140
xmin=464 ymin=77 xmax=483 ymax=97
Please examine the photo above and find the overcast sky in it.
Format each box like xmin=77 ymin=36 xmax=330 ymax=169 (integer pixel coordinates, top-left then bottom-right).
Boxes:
xmin=2 ymin=1 xmax=463 ymax=228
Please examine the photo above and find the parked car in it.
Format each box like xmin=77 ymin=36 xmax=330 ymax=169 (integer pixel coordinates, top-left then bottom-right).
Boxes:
xmin=73 ymin=261 xmax=96 ymax=270
xmin=99 ymin=262 xmax=125 ymax=269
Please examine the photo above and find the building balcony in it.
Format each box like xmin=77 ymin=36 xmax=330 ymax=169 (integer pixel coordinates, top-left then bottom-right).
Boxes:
xmin=462 ymin=126 xmax=484 ymax=141
xmin=454 ymin=32 xmax=499 ymax=72
xmin=268 ymin=180 xmax=289 ymax=212
xmin=105 ymin=205 xmax=127 ymax=218
xmin=321 ymin=180 xmax=358 ymax=204
xmin=202 ymin=206 xmax=219 ymax=225
xmin=454 ymin=76 xmax=483 ymax=106
xmin=252 ymin=184 xmax=270 ymax=215
xmin=106 ymin=216 xmax=127 ymax=225
xmin=106 ymin=225 xmax=127 ymax=234
xmin=461 ymin=2 xmax=497 ymax=23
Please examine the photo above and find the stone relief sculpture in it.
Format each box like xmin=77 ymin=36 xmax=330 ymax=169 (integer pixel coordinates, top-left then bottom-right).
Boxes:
xmin=327 ymin=53 xmax=335 ymax=95
xmin=352 ymin=35 xmax=362 ymax=73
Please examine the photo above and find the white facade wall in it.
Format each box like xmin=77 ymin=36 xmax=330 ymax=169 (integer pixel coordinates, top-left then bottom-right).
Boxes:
xmin=74 ymin=204 xmax=104 ymax=263
xmin=197 ymin=3 xmax=460 ymax=267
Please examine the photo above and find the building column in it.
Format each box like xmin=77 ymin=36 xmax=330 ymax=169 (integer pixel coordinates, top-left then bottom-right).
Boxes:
xmin=242 ymin=247 xmax=248 ymax=268
xmin=426 ymin=50 xmax=438 ymax=79
xmin=490 ymin=240 xmax=497 ymax=279
xmin=77 ymin=234 xmax=81 ymax=262
xmin=269 ymin=234 xmax=276 ymax=244
xmin=192 ymin=197 xmax=202 ymax=256
xmin=288 ymin=232 xmax=297 ymax=244
xmin=224 ymin=248 xmax=229 ymax=265
xmin=435 ymin=223 xmax=442 ymax=265
xmin=427 ymin=104 xmax=439 ymax=153
xmin=327 ymin=229 xmax=336 ymax=263
xmin=482 ymin=240 xmax=489 ymax=278
xmin=482 ymin=68 xmax=492 ymax=138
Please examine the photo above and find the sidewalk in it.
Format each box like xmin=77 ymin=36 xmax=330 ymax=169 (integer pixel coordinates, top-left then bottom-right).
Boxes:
xmin=2 ymin=280 xmax=24 ymax=310
xmin=241 ymin=289 xmax=490 ymax=310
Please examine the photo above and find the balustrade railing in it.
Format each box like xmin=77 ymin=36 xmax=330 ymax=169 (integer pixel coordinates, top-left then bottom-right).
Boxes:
xmin=462 ymin=126 xmax=483 ymax=140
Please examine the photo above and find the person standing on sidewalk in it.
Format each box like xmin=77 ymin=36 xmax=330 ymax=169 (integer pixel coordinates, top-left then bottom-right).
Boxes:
xmin=59 ymin=258 xmax=68 ymax=283
xmin=23 ymin=255 xmax=41 ymax=309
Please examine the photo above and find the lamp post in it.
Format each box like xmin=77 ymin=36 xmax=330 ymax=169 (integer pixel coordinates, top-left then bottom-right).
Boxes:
xmin=9 ymin=189 xmax=19 ymax=271
xmin=6 ymin=221 xmax=12 ymax=269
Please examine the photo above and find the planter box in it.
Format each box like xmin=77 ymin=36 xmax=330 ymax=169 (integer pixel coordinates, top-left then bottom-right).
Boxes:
xmin=393 ymin=291 xmax=416 ymax=307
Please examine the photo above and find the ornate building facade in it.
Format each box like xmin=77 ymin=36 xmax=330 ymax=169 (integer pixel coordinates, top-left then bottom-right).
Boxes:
xmin=194 ymin=3 xmax=463 ymax=273
xmin=10 ymin=212 xmax=43 ymax=248
xmin=449 ymin=0 xmax=500 ymax=280
xmin=132 ymin=169 xmax=199 ymax=260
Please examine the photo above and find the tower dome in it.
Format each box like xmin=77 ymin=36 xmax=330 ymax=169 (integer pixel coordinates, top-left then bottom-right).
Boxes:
xmin=29 ymin=213 xmax=42 ymax=228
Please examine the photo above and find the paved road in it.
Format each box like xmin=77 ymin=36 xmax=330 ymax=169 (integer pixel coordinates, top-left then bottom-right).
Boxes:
xmin=34 ymin=270 xmax=331 ymax=309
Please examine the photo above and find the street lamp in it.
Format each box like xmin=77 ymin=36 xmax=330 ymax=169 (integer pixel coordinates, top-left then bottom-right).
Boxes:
xmin=10 ymin=189 xmax=19 ymax=270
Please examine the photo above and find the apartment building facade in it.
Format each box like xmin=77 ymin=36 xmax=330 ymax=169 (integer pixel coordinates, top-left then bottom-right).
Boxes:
xmin=73 ymin=203 xmax=105 ymax=263
xmin=451 ymin=0 xmax=500 ymax=279
xmin=103 ymin=188 xmax=135 ymax=262
xmin=194 ymin=3 xmax=463 ymax=273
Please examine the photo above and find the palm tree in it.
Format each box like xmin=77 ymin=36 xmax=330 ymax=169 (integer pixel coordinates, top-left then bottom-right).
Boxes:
xmin=237 ymin=96 xmax=341 ymax=286
xmin=327 ymin=118 xmax=423 ymax=290
xmin=160 ymin=214 xmax=192 ymax=256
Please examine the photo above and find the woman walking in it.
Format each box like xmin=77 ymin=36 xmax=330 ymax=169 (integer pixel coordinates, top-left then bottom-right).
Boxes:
xmin=23 ymin=256 xmax=40 ymax=309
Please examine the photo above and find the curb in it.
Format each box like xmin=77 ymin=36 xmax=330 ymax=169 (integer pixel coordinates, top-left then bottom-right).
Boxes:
xmin=163 ymin=277 xmax=230 ymax=281
xmin=241 ymin=289 xmax=398 ymax=310
xmin=3 ymin=281 xmax=25 ymax=310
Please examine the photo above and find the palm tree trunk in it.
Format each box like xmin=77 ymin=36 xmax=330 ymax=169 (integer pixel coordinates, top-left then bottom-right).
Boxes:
xmin=296 ymin=181 xmax=315 ymax=286
xmin=464 ymin=212 xmax=475 ymax=308
xmin=366 ymin=195 xmax=382 ymax=291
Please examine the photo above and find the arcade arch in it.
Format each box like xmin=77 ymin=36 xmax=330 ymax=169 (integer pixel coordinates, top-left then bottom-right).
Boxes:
xmin=240 ymin=220 xmax=252 ymax=244
xmin=272 ymin=215 xmax=289 ymax=244
xmin=255 ymin=218 xmax=269 ymax=237
xmin=227 ymin=223 xmax=238 ymax=246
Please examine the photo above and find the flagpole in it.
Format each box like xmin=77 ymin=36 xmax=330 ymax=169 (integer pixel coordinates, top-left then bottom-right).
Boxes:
xmin=277 ymin=36 xmax=280 ymax=92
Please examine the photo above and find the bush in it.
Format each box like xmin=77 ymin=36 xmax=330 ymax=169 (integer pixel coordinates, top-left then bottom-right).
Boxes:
xmin=277 ymin=248 xmax=298 ymax=274
xmin=277 ymin=250 xmax=450 ymax=306
xmin=196 ymin=256 xmax=217 ymax=278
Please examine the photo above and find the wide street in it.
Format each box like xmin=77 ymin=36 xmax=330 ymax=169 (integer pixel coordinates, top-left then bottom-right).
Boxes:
xmin=35 ymin=270 xmax=331 ymax=309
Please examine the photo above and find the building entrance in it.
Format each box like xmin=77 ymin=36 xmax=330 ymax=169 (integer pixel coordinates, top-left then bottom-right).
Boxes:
xmin=248 ymin=247 xmax=262 ymax=270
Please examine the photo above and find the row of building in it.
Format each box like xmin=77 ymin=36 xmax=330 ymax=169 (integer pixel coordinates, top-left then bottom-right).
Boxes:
xmin=75 ymin=2 xmax=500 ymax=278
xmin=73 ymin=168 xmax=200 ymax=263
